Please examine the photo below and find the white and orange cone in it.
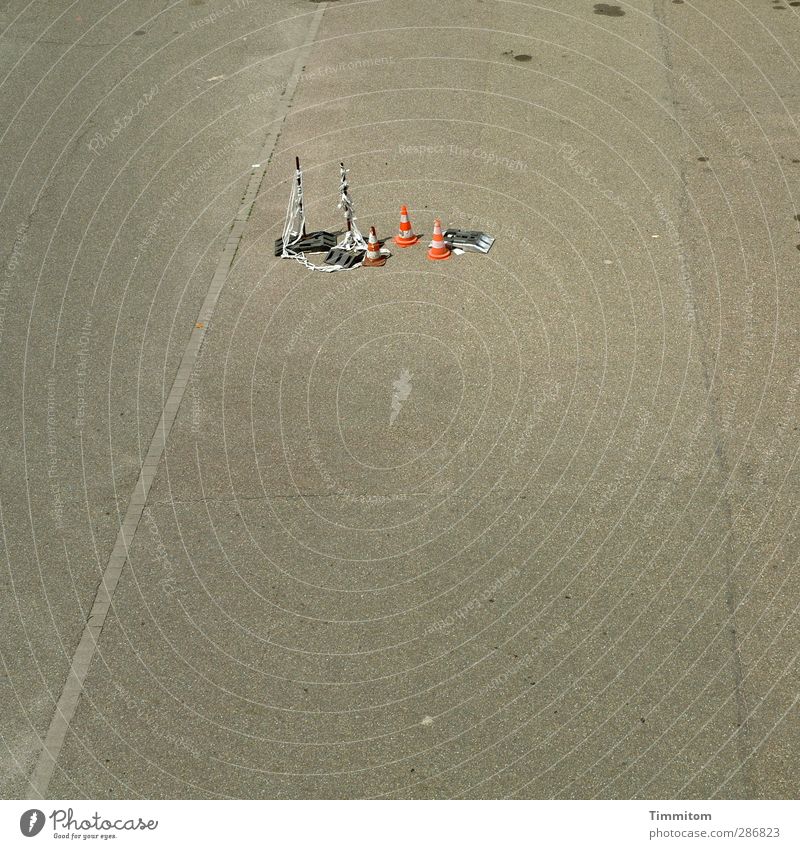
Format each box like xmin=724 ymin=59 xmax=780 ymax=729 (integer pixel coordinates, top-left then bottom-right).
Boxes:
xmin=393 ymin=204 xmax=419 ymax=247
xmin=362 ymin=226 xmax=387 ymax=267
xmin=427 ymin=218 xmax=451 ymax=260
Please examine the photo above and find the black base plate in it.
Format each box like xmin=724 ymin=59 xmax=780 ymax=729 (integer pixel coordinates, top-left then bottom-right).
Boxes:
xmin=275 ymin=231 xmax=337 ymax=257
xmin=324 ymin=248 xmax=365 ymax=268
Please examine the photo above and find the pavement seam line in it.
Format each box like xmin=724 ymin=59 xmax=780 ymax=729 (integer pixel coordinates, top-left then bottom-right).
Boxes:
xmin=652 ymin=0 xmax=754 ymax=796
xmin=26 ymin=4 xmax=328 ymax=800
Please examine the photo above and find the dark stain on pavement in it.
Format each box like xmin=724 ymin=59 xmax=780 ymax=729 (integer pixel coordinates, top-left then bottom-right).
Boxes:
xmin=594 ymin=3 xmax=625 ymax=15
xmin=502 ymin=50 xmax=532 ymax=61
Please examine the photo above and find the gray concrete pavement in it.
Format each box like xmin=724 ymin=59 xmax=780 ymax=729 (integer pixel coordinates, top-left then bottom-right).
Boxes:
xmin=1 ymin=0 xmax=798 ymax=799
xmin=0 ymin=0 xmax=329 ymax=796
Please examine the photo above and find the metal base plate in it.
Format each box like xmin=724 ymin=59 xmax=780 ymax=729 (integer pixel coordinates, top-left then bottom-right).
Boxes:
xmin=443 ymin=229 xmax=495 ymax=254
xmin=275 ymin=231 xmax=338 ymax=256
xmin=324 ymin=248 xmax=365 ymax=268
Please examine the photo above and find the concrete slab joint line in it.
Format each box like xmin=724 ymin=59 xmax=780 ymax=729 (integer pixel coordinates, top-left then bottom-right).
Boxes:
xmin=25 ymin=4 xmax=329 ymax=800
xmin=653 ymin=0 xmax=755 ymax=796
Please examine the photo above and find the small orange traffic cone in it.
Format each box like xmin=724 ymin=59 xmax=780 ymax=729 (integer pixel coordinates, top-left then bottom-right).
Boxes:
xmin=427 ymin=218 xmax=451 ymax=260
xmin=393 ymin=205 xmax=419 ymax=247
xmin=362 ymin=226 xmax=387 ymax=267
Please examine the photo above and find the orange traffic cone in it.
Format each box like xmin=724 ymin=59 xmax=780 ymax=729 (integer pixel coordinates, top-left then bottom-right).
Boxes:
xmin=362 ymin=226 xmax=387 ymax=267
xmin=427 ymin=218 xmax=451 ymax=260
xmin=393 ymin=205 xmax=419 ymax=247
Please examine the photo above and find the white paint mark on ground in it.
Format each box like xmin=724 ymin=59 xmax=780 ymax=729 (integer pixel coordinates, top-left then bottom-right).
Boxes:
xmin=390 ymin=368 xmax=413 ymax=426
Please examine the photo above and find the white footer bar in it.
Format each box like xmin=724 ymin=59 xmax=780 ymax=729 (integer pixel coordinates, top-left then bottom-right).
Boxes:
xmin=2 ymin=800 xmax=797 ymax=848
